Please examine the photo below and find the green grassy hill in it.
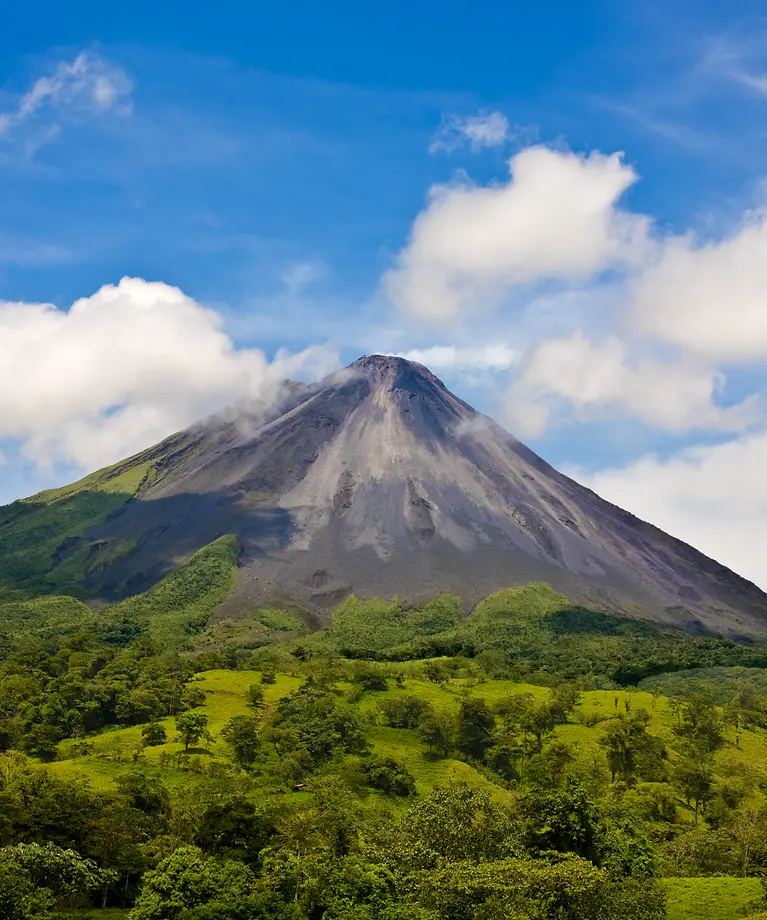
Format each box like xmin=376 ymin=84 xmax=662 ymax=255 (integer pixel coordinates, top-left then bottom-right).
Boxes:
xmin=0 ymin=453 xmax=157 ymax=600
xmin=0 ymin=428 xmax=209 ymax=601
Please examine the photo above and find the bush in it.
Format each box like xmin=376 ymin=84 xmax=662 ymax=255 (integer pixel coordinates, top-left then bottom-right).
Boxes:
xmin=361 ymin=755 xmax=416 ymax=797
xmin=353 ymin=665 xmax=388 ymax=691
xmin=141 ymin=722 xmax=167 ymax=746
xmin=379 ymin=695 xmax=433 ymax=729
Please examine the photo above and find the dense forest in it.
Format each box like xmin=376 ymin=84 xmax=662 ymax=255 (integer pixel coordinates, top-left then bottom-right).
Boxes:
xmin=4 ymin=571 xmax=767 ymax=919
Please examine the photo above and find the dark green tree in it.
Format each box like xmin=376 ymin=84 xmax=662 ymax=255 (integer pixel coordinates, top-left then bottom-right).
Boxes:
xmin=456 ymin=697 xmax=495 ymax=760
xmin=195 ymin=797 xmax=276 ymax=865
xmin=360 ymin=755 xmax=416 ymax=797
xmin=141 ymin=722 xmax=167 ymax=747
xmin=221 ymin=715 xmax=261 ymax=767
xmin=674 ymin=758 xmax=714 ymax=823
xmin=379 ymin=695 xmax=432 ymax=729
xmin=418 ymin=711 xmax=455 ymax=757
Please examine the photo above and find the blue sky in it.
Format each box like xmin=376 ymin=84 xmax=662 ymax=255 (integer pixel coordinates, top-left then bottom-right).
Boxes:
xmin=2 ymin=0 xmax=767 ymax=585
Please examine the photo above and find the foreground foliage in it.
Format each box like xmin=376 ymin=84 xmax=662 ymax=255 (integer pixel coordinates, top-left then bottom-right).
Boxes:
xmin=1 ymin=577 xmax=767 ymax=918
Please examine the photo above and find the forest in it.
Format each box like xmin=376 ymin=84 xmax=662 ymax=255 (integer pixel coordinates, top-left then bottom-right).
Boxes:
xmin=3 ymin=578 xmax=767 ymax=919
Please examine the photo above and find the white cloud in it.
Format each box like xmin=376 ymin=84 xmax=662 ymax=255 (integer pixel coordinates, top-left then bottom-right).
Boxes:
xmin=504 ymin=332 xmax=756 ymax=438
xmin=396 ymin=343 xmax=518 ymax=371
xmin=575 ymin=431 xmax=767 ymax=589
xmin=0 ymin=277 xmax=338 ymax=472
xmin=384 ymin=145 xmax=649 ymax=323
xmin=632 ymin=209 xmax=767 ymax=362
xmin=429 ymin=110 xmax=512 ymax=153
xmin=0 ymin=51 xmax=132 ymax=139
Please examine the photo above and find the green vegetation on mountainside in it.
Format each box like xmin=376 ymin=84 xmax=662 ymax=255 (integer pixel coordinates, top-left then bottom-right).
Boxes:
xmin=0 ymin=595 xmax=95 ymax=639
xmin=0 ymin=456 xmax=155 ymax=599
xmin=105 ymin=534 xmax=239 ymax=649
xmin=303 ymin=584 xmax=767 ymax=686
xmin=317 ymin=593 xmax=462 ymax=657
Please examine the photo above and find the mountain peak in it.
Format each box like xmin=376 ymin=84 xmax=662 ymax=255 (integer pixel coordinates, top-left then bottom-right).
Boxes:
xmin=347 ymin=353 xmax=441 ymax=390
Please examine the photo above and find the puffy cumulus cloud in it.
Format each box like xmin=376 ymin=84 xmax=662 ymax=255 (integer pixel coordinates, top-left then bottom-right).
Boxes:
xmin=0 ymin=51 xmax=132 ymax=138
xmin=396 ymin=343 xmax=518 ymax=371
xmin=575 ymin=431 xmax=767 ymax=589
xmin=632 ymin=210 xmax=767 ymax=362
xmin=429 ymin=110 xmax=512 ymax=154
xmin=384 ymin=146 xmax=649 ymax=323
xmin=0 ymin=277 xmax=338 ymax=471
xmin=504 ymin=332 xmax=756 ymax=438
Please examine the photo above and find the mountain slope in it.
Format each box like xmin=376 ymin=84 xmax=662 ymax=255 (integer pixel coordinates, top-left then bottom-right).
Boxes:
xmin=1 ymin=354 xmax=766 ymax=637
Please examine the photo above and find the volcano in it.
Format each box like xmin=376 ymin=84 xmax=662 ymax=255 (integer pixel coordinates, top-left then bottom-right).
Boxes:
xmin=10 ymin=354 xmax=767 ymax=636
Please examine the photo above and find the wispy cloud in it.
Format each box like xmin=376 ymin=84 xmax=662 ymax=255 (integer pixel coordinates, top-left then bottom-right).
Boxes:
xmin=0 ymin=51 xmax=132 ymax=144
xmin=592 ymin=97 xmax=717 ymax=152
xmin=429 ymin=110 xmax=532 ymax=154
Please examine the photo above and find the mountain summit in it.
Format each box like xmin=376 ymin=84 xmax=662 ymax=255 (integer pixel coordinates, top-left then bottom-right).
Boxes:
xmin=4 ymin=354 xmax=767 ymax=635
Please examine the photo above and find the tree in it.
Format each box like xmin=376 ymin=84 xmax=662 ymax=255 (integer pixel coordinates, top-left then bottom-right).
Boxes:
xmin=521 ymin=779 xmax=599 ymax=860
xmin=674 ymin=758 xmax=714 ymax=823
xmin=599 ymin=711 xmax=661 ymax=787
xmin=221 ymin=715 xmax=261 ymax=766
xmin=115 ymin=688 xmax=163 ymax=724
xmin=424 ymin=661 xmax=448 ymax=684
xmin=674 ymin=693 xmax=724 ymax=755
xmin=724 ymin=805 xmax=767 ymax=877
xmin=175 ymin=712 xmax=210 ymax=752
xmin=552 ymin=682 xmax=582 ymax=719
xmin=195 ymin=797 xmax=277 ymax=865
xmin=115 ymin=773 xmax=171 ymax=820
xmin=0 ymin=861 xmax=55 ymax=920
xmin=245 ymin=684 xmax=265 ymax=710
xmin=484 ymin=739 xmax=523 ymax=782
xmin=20 ymin=723 xmax=61 ymax=761
xmin=525 ymin=741 xmax=576 ymax=788
xmin=398 ymin=784 xmax=519 ymax=869
xmin=412 ymin=854 xmax=665 ymax=920
xmin=0 ymin=841 xmax=115 ymax=912
xmin=724 ymin=699 xmax=744 ymax=748
xmin=141 ymin=722 xmax=167 ymax=747
xmin=418 ymin=711 xmax=455 ymax=757
xmin=379 ymin=695 xmax=432 ymax=729
xmin=457 ymin=697 xmax=495 ymax=760
xmin=130 ymin=846 xmax=283 ymax=920
xmin=520 ymin=703 xmax=559 ymax=754
xmin=266 ymin=682 xmax=367 ymax=770
xmin=353 ymin=664 xmax=388 ymax=691
xmin=360 ymin=755 xmax=416 ymax=797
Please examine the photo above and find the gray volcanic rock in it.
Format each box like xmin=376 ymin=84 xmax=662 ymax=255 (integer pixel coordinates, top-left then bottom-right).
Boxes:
xmin=86 ymin=355 xmax=767 ymax=636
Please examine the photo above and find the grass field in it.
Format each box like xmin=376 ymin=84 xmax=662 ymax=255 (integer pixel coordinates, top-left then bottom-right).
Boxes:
xmin=664 ymin=877 xmax=764 ymax=920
